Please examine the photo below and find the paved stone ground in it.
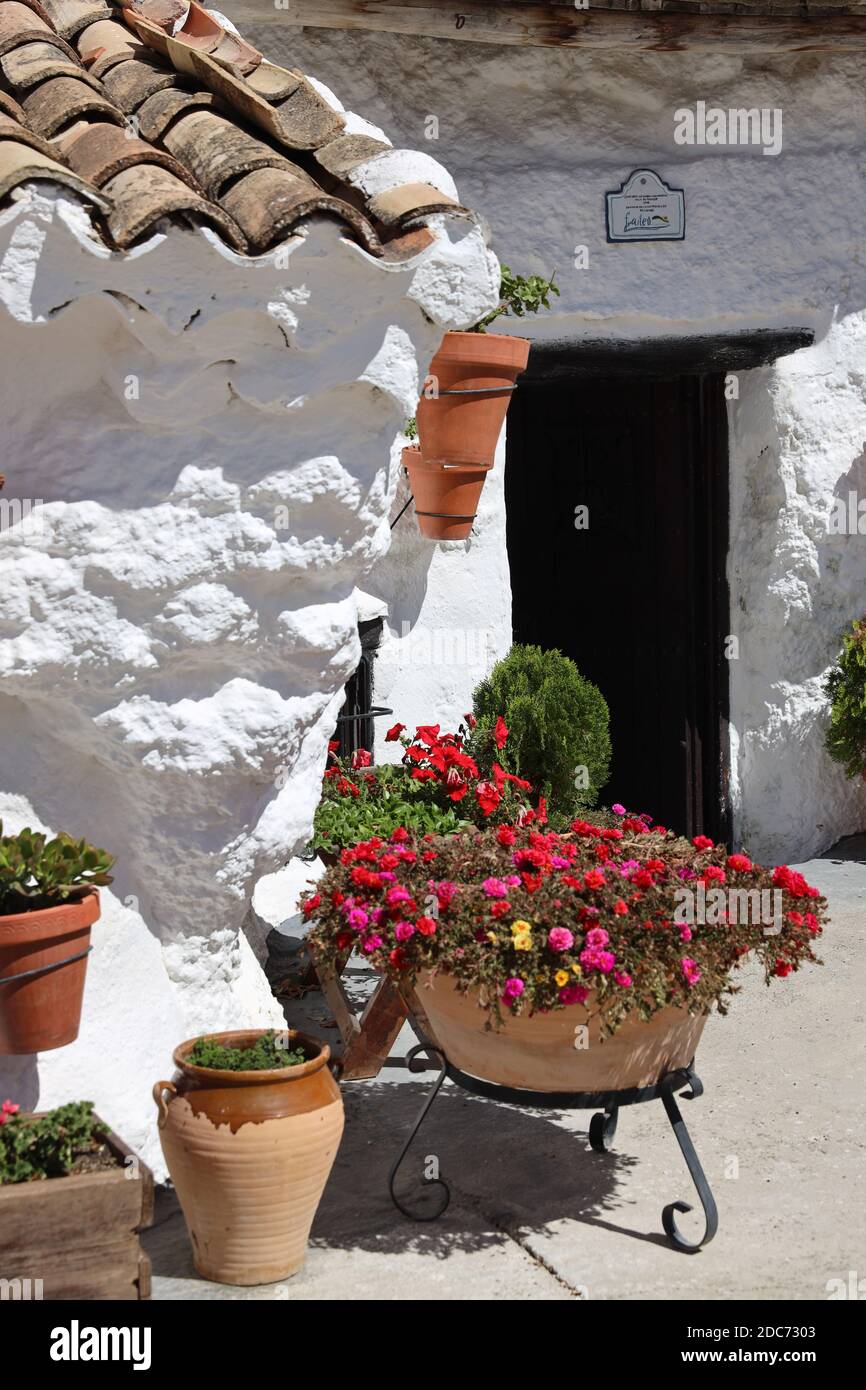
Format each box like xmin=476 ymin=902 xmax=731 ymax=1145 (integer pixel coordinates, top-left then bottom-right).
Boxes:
xmin=144 ymin=839 xmax=866 ymax=1301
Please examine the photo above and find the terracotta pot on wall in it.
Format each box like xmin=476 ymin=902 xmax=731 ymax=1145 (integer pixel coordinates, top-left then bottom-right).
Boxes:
xmin=402 ymin=446 xmax=491 ymax=541
xmin=416 ymin=331 xmax=531 ymax=469
xmin=153 ymin=1029 xmax=344 ymax=1286
xmin=0 ymin=891 xmax=100 ymax=1055
xmin=405 ymin=971 xmax=706 ymax=1092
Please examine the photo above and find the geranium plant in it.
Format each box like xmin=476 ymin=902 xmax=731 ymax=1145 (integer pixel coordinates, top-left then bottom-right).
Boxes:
xmin=0 ymin=823 xmax=114 ymax=915
xmin=311 ymin=718 xmax=538 ymax=855
xmin=0 ymin=1100 xmax=107 ymax=1184
xmin=824 ymin=615 xmax=866 ymax=778
xmin=303 ymin=809 xmax=827 ymax=1036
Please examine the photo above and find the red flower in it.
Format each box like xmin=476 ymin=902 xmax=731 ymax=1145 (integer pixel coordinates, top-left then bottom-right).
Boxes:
xmin=385 ymin=723 xmax=406 ymax=742
xmin=493 ymin=716 xmax=508 ymax=750
xmin=414 ymin=724 xmax=441 ymax=747
xmin=774 ymin=959 xmax=794 ymax=978
xmin=475 ymin=781 xmax=501 ymax=817
xmin=416 ymin=916 xmax=437 ymax=936
xmin=336 ymin=931 xmax=354 ymax=952
xmin=351 ymin=748 xmax=372 ymax=770
xmin=632 ymin=869 xmax=654 ymax=889
xmin=464 ymin=712 xmax=477 ymax=729
xmin=389 ymin=947 xmax=410 ymax=971
xmin=302 ymin=894 xmax=321 ymax=917
xmin=584 ymin=869 xmax=606 ymax=889
xmin=490 ymin=900 xmax=511 ymax=918
xmin=391 ymin=827 xmax=409 ymax=842
xmin=727 ymin=853 xmax=752 ymax=873
xmin=692 ymin=835 xmax=714 ymax=851
xmin=496 ymin=826 xmax=517 ymax=846
xmin=613 ymin=899 xmax=628 ymax=916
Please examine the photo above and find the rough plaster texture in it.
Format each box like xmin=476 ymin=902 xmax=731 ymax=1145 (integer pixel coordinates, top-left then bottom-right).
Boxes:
xmin=247 ymin=19 xmax=866 ymax=860
xmin=0 ymin=158 xmax=498 ymax=1166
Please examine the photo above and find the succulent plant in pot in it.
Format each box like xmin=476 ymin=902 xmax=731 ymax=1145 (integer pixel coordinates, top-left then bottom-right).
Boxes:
xmin=408 ymin=266 xmax=558 ymax=540
xmin=0 ymin=824 xmax=114 ymax=1055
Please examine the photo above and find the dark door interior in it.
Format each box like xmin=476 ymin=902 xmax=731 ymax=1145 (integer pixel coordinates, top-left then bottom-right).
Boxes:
xmin=506 ymin=371 xmax=730 ymax=842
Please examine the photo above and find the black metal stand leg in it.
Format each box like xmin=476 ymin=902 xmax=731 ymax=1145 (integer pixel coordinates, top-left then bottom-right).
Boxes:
xmin=589 ymin=1103 xmax=619 ymax=1153
xmin=659 ymin=1065 xmax=719 ymax=1251
xmin=388 ymin=1043 xmax=451 ymax=1221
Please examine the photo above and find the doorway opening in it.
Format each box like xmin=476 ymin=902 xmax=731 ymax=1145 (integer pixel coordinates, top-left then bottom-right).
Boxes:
xmin=506 ymin=368 xmax=731 ymax=841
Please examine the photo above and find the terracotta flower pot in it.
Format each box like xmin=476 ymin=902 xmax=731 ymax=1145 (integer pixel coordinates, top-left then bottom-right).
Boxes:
xmin=154 ymin=1029 xmax=344 ymax=1286
xmin=403 ymin=446 xmax=491 ymax=541
xmin=406 ymin=971 xmax=706 ymax=1092
xmin=0 ymin=891 xmax=100 ymax=1055
xmin=416 ymin=331 xmax=530 ymax=469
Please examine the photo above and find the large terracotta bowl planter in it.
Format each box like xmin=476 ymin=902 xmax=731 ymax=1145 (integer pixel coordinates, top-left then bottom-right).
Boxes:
xmin=416 ymin=331 xmax=530 ymax=469
xmin=403 ymin=445 xmax=491 ymax=541
xmin=405 ymin=971 xmax=706 ymax=1092
xmin=154 ymin=1029 xmax=343 ymax=1286
xmin=0 ymin=890 xmax=100 ymax=1055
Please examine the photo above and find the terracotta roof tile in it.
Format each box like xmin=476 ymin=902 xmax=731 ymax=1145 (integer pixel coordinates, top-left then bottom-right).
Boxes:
xmin=0 ymin=0 xmax=480 ymax=256
xmin=21 ymin=71 xmax=123 ymax=134
xmin=63 ymin=117 xmax=204 ymax=190
xmin=36 ymin=0 xmax=112 ymax=40
xmin=221 ymin=164 xmax=381 ymax=256
xmin=102 ymin=160 xmax=246 ymax=250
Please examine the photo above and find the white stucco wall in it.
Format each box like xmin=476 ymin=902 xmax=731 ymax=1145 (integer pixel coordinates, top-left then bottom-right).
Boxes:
xmin=0 ymin=181 xmax=497 ymax=1169
xmin=244 ymin=18 xmax=866 ymax=860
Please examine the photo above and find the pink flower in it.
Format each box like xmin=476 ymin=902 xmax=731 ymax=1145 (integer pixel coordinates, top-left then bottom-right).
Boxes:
xmin=612 ymin=804 xmax=626 ymax=815
xmin=681 ymin=957 xmax=701 ymax=986
xmin=394 ymin=921 xmax=416 ymax=942
xmin=585 ymin=926 xmax=609 ymax=949
xmin=614 ymin=971 xmax=633 ymax=988
xmin=597 ymin=950 xmax=616 ymax=974
xmin=501 ymin=977 xmax=525 ymax=1006
xmin=386 ymin=886 xmax=412 ymax=906
xmin=361 ymin=935 xmax=383 ymax=954
xmin=482 ymin=877 xmax=509 ymax=898
xmin=679 ymin=925 xmax=692 ymax=942
xmin=550 ymin=856 xmax=570 ymax=869
xmin=547 ymin=927 xmax=574 ymax=952
xmin=347 ymin=907 xmax=369 ymax=930
xmin=559 ymin=984 xmax=589 ymax=1005
xmin=0 ymin=1100 xmax=19 ymax=1126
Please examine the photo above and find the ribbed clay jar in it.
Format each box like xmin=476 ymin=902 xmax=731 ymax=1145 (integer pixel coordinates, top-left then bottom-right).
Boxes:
xmin=153 ymin=1029 xmax=343 ymax=1286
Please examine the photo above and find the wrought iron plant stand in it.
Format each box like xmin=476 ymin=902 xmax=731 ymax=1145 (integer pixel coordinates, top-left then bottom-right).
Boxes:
xmin=388 ymin=1042 xmax=719 ymax=1251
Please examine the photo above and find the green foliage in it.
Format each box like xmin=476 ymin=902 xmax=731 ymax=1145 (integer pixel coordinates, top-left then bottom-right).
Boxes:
xmin=0 ymin=822 xmax=114 ymax=916
xmin=313 ymin=763 xmax=470 ymax=853
xmin=474 ymin=264 xmax=559 ymax=332
xmin=186 ymin=1031 xmax=306 ymax=1071
xmin=471 ymin=645 xmax=611 ymax=816
xmin=404 ymin=417 xmax=418 ymax=441
xmin=825 ymin=616 xmax=866 ymax=778
xmin=0 ymin=1101 xmax=106 ymax=1184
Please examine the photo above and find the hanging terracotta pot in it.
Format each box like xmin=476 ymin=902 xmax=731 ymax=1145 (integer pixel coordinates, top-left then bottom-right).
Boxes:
xmin=0 ymin=891 xmax=100 ymax=1055
xmin=416 ymin=331 xmax=530 ymax=468
xmin=153 ymin=1029 xmax=344 ymax=1286
xmin=405 ymin=971 xmax=706 ymax=1093
xmin=402 ymin=446 xmax=491 ymax=541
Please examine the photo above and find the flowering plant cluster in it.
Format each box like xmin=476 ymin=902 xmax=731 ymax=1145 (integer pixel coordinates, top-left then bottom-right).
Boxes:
xmin=0 ymin=1100 xmax=105 ymax=1184
xmin=311 ymin=716 xmax=537 ymax=855
xmin=303 ymin=808 xmax=827 ymax=1036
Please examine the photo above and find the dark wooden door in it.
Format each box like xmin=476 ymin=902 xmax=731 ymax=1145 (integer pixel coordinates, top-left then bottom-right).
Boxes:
xmin=505 ymin=372 xmax=730 ymax=841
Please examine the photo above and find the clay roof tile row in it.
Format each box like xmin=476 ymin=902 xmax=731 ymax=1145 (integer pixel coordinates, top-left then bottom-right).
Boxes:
xmin=0 ymin=0 xmax=468 ymax=257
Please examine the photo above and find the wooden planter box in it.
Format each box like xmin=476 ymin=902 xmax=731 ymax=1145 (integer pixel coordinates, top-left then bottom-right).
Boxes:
xmin=0 ymin=1118 xmax=153 ymax=1300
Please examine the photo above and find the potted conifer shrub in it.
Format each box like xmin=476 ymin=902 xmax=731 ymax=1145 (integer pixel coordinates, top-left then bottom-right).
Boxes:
xmin=408 ymin=267 xmax=558 ymax=539
xmin=303 ymin=813 xmax=827 ymax=1093
xmin=824 ymin=614 xmax=866 ymax=779
xmin=0 ymin=824 xmax=114 ymax=1055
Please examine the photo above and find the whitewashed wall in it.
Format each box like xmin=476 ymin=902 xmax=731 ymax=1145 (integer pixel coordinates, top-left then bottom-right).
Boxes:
xmin=0 ymin=186 xmax=497 ymax=1168
xmin=245 ymin=18 xmax=866 ymax=860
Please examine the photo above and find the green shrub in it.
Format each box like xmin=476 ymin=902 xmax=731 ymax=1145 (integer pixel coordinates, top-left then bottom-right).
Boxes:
xmin=0 ymin=823 xmax=114 ymax=916
xmin=186 ymin=1031 xmax=306 ymax=1071
xmin=825 ymin=616 xmax=866 ymax=778
xmin=474 ymin=265 xmax=559 ymax=332
xmin=0 ymin=1101 xmax=106 ymax=1184
xmin=471 ymin=645 xmax=611 ymax=816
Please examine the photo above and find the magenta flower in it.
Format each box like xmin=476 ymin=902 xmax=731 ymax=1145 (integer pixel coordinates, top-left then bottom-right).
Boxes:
xmin=386 ymin=886 xmax=412 ymax=906
xmin=394 ymin=921 xmax=416 ymax=942
xmin=681 ymin=957 xmax=701 ymax=986
xmin=612 ymin=804 xmax=626 ymax=815
xmin=614 ymin=971 xmax=633 ymax=988
xmin=679 ymin=925 xmax=692 ymax=942
xmin=597 ymin=950 xmax=616 ymax=973
xmin=482 ymin=877 xmax=509 ymax=898
xmin=347 ymin=907 xmax=369 ymax=930
xmin=547 ymin=927 xmax=574 ymax=952
xmin=502 ymin=976 xmax=525 ymax=1000
xmin=361 ymin=934 xmax=384 ymax=954
xmin=558 ymin=984 xmax=589 ymax=1005
xmin=585 ymin=926 xmax=609 ymax=949
xmin=550 ymin=856 xmax=570 ymax=869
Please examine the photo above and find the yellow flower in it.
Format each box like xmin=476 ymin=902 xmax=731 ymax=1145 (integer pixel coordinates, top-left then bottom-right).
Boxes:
xmin=555 ymin=969 xmax=570 ymax=988
xmin=513 ymin=931 xmax=532 ymax=952
xmin=571 ymin=963 xmax=582 ymax=976
xmin=511 ymin=920 xmax=532 ymax=933
xmin=486 ymin=931 xmax=498 ymax=944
